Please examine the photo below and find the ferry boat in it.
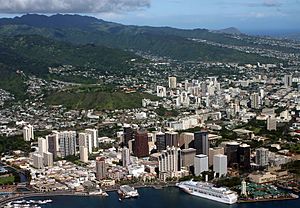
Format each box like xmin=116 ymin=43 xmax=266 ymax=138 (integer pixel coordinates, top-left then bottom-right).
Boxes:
xmin=176 ymin=180 xmax=238 ymax=204
xmin=89 ymin=189 xmax=108 ymax=197
xmin=118 ymin=185 xmax=139 ymax=199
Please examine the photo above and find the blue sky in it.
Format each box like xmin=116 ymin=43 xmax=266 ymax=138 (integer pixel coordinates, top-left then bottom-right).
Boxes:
xmin=0 ymin=0 xmax=300 ymax=33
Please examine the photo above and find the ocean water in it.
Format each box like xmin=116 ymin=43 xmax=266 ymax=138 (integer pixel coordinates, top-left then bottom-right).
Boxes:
xmin=21 ymin=187 xmax=300 ymax=208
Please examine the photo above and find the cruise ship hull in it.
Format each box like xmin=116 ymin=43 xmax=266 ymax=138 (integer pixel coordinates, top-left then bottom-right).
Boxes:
xmin=177 ymin=183 xmax=238 ymax=205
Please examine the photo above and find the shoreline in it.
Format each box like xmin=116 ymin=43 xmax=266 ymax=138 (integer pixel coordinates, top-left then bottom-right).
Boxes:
xmin=238 ymin=196 xmax=299 ymax=203
xmin=1 ymin=185 xmax=299 ymax=206
xmin=0 ymin=184 xmax=175 ymax=206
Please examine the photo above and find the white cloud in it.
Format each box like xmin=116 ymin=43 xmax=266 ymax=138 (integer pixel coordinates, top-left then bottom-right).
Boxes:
xmin=0 ymin=0 xmax=151 ymax=13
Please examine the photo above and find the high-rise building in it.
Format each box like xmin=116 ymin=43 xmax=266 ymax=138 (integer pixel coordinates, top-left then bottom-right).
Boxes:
xmin=96 ymin=157 xmax=107 ymax=180
xmin=213 ymin=154 xmax=227 ymax=177
xmin=23 ymin=124 xmax=34 ymax=141
xmin=238 ymin=144 xmax=251 ymax=170
xmin=123 ymin=126 xmax=134 ymax=147
xmin=168 ymin=76 xmax=177 ymax=89
xmin=157 ymin=86 xmax=167 ymax=97
xmin=133 ymin=130 xmax=149 ymax=158
xmin=209 ymin=147 xmax=224 ymax=167
xmin=38 ymin=137 xmax=48 ymax=155
xmin=256 ymin=148 xmax=269 ymax=167
xmin=43 ymin=152 xmax=53 ymax=167
xmin=79 ymin=132 xmax=93 ymax=154
xmin=284 ymin=74 xmax=292 ymax=88
xmin=156 ymin=132 xmax=166 ymax=151
xmin=165 ymin=131 xmax=179 ymax=148
xmin=58 ymin=131 xmax=77 ymax=158
xmin=250 ymin=93 xmax=260 ymax=109
xmin=267 ymin=116 xmax=277 ymax=131
xmin=194 ymin=131 xmax=209 ymax=155
xmin=194 ymin=154 xmax=208 ymax=176
xmin=85 ymin=129 xmax=98 ymax=148
xmin=181 ymin=148 xmax=196 ymax=170
xmin=79 ymin=146 xmax=88 ymax=163
xmin=225 ymin=142 xmax=240 ymax=168
xmin=122 ymin=147 xmax=131 ymax=167
xmin=179 ymin=132 xmax=194 ymax=149
xmin=158 ymin=147 xmax=181 ymax=178
xmin=32 ymin=153 xmax=44 ymax=169
xmin=46 ymin=133 xmax=59 ymax=159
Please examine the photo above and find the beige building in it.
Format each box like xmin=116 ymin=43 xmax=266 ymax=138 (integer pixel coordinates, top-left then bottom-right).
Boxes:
xmin=179 ymin=132 xmax=194 ymax=149
xmin=209 ymin=147 xmax=224 ymax=166
xmin=181 ymin=148 xmax=196 ymax=169
xmin=249 ymin=172 xmax=276 ymax=184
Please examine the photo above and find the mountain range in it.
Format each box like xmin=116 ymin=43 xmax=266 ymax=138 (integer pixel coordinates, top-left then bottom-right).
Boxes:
xmin=0 ymin=14 xmax=286 ymax=99
xmin=0 ymin=14 xmax=279 ymax=65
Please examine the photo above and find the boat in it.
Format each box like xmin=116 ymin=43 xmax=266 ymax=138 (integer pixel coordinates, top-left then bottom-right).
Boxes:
xmin=89 ymin=189 xmax=108 ymax=196
xmin=118 ymin=185 xmax=139 ymax=199
xmin=176 ymin=180 xmax=238 ymax=204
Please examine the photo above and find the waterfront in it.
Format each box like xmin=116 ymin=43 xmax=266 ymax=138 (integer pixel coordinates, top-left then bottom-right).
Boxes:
xmin=16 ymin=187 xmax=300 ymax=208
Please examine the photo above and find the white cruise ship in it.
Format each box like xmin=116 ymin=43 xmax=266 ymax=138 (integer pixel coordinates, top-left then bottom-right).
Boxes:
xmin=176 ymin=180 xmax=238 ymax=204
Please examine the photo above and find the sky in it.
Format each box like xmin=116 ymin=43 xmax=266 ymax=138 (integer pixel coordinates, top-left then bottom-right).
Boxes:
xmin=0 ymin=0 xmax=299 ymax=34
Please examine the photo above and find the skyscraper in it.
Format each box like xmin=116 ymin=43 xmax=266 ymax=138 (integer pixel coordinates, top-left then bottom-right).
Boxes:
xmin=256 ymin=148 xmax=269 ymax=167
xmin=79 ymin=132 xmax=93 ymax=154
xmin=32 ymin=153 xmax=44 ymax=169
xmin=181 ymin=148 xmax=196 ymax=170
xmin=194 ymin=131 xmax=209 ymax=155
xmin=238 ymin=144 xmax=251 ymax=170
xmin=122 ymin=147 xmax=131 ymax=167
xmin=156 ymin=132 xmax=166 ymax=151
xmin=58 ymin=131 xmax=77 ymax=158
xmin=38 ymin=137 xmax=48 ymax=155
xmin=79 ymin=146 xmax=88 ymax=163
xmin=209 ymin=147 xmax=224 ymax=167
xmin=46 ymin=133 xmax=59 ymax=159
xmin=168 ymin=76 xmax=177 ymax=89
xmin=165 ymin=131 xmax=179 ymax=148
xmin=179 ymin=132 xmax=194 ymax=149
xmin=250 ymin=93 xmax=260 ymax=109
xmin=158 ymin=147 xmax=181 ymax=178
xmin=213 ymin=154 xmax=227 ymax=177
xmin=194 ymin=154 xmax=208 ymax=176
xmin=123 ymin=126 xmax=134 ymax=147
xmin=157 ymin=86 xmax=167 ymax=97
xmin=133 ymin=130 xmax=149 ymax=158
xmin=85 ymin=128 xmax=98 ymax=148
xmin=284 ymin=74 xmax=292 ymax=88
xmin=96 ymin=157 xmax=107 ymax=180
xmin=225 ymin=142 xmax=240 ymax=168
xmin=23 ymin=124 xmax=34 ymax=141
xmin=267 ymin=116 xmax=277 ymax=131
xmin=43 ymin=152 xmax=53 ymax=167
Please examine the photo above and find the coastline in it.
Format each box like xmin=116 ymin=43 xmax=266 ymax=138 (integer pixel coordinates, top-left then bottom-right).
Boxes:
xmin=1 ymin=185 xmax=299 ymax=207
xmin=0 ymin=184 xmax=176 ymax=206
xmin=238 ymin=195 xmax=299 ymax=203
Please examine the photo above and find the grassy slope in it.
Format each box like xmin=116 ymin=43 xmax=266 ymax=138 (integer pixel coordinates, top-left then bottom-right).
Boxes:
xmin=45 ymin=86 xmax=159 ymax=110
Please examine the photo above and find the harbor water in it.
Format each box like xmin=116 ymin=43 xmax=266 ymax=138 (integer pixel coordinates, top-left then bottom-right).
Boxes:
xmin=17 ymin=187 xmax=300 ymax=208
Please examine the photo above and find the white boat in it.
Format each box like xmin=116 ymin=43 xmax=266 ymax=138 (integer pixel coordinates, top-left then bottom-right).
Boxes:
xmin=118 ymin=185 xmax=139 ymax=199
xmin=176 ymin=180 xmax=238 ymax=204
xmin=89 ymin=189 xmax=108 ymax=196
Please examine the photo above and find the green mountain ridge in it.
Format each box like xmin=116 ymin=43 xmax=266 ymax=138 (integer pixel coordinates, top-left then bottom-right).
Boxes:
xmin=0 ymin=14 xmax=281 ymax=63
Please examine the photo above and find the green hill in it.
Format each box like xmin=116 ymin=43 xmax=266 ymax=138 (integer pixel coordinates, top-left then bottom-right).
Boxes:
xmin=45 ymin=86 xmax=159 ymax=110
xmin=0 ymin=35 xmax=141 ymax=76
xmin=0 ymin=14 xmax=282 ymax=63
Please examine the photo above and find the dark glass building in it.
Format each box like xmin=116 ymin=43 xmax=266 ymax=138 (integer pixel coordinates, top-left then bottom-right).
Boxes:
xmin=133 ymin=130 xmax=149 ymax=158
xmin=194 ymin=131 xmax=209 ymax=155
